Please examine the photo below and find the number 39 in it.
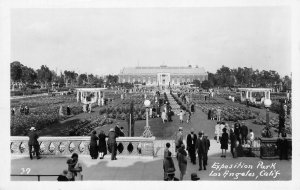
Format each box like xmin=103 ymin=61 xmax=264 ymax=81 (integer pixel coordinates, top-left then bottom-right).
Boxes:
xmin=20 ymin=168 xmax=31 ymax=174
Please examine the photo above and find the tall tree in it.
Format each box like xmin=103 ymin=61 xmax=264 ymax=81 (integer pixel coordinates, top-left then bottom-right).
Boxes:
xmin=10 ymin=61 xmax=23 ymax=82
xmin=21 ymin=66 xmax=37 ymax=84
xmin=37 ymin=65 xmax=52 ymax=87
xmin=77 ymin=74 xmax=87 ymax=86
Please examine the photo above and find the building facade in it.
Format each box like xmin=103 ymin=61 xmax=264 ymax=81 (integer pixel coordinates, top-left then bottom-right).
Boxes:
xmin=118 ymin=65 xmax=208 ymax=86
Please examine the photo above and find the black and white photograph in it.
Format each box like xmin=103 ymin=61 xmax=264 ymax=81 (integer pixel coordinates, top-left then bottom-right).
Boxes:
xmin=1 ymin=0 xmax=299 ymax=189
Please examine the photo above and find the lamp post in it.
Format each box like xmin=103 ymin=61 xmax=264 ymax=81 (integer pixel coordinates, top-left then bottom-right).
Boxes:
xmin=143 ymin=99 xmax=153 ymax=138
xmin=264 ymin=99 xmax=272 ymax=137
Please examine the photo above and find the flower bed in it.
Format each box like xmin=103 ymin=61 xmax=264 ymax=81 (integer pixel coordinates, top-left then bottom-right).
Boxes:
xmin=98 ymin=93 xmax=157 ymax=121
xmin=197 ymin=104 xmax=258 ymax=121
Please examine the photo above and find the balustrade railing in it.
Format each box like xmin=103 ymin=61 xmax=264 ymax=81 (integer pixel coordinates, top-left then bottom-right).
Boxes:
xmin=11 ymin=136 xmax=155 ymax=157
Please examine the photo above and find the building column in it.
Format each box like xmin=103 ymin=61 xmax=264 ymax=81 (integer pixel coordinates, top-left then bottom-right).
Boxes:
xmin=240 ymin=91 xmax=243 ymax=102
xmin=264 ymin=91 xmax=267 ymax=99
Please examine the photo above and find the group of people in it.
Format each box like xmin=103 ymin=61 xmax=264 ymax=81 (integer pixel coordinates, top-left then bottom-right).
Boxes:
xmin=59 ymin=105 xmax=71 ymax=116
xmin=207 ymin=107 xmax=222 ymax=121
xmin=11 ymin=105 xmax=30 ymax=116
xmin=177 ymin=109 xmax=192 ymax=124
xmin=163 ymin=141 xmax=201 ymax=181
xmin=89 ymin=123 xmax=125 ymax=160
xmin=215 ymin=120 xmax=255 ymax=158
xmin=161 ymin=103 xmax=174 ymax=123
xmin=163 ymin=127 xmax=210 ymax=181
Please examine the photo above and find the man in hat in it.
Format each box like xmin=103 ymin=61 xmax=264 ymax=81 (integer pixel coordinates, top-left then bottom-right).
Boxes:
xmin=240 ymin=122 xmax=248 ymax=145
xmin=186 ymin=128 xmax=197 ymax=165
xmin=234 ymin=120 xmax=242 ymax=145
xmin=203 ymin=133 xmax=210 ymax=169
xmin=28 ymin=127 xmax=41 ymax=160
xmin=107 ymin=128 xmax=118 ymax=160
xmin=175 ymin=127 xmax=183 ymax=154
xmin=191 ymin=173 xmax=200 ymax=181
xmin=196 ymin=131 xmax=209 ymax=171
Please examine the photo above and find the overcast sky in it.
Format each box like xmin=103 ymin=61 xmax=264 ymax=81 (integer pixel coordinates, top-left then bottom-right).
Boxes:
xmin=11 ymin=7 xmax=291 ymax=77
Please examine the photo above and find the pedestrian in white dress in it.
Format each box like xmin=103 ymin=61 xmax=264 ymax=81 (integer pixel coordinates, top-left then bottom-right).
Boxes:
xmin=178 ymin=110 xmax=184 ymax=123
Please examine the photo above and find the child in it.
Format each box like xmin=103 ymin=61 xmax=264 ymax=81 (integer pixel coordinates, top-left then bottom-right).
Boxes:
xmin=186 ymin=111 xmax=191 ymax=123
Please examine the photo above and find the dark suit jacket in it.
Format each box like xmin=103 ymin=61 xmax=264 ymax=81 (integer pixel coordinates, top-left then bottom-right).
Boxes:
xmin=90 ymin=134 xmax=98 ymax=147
xmin=114 ymin=126 xmax=121 ymax=137
xmin=234 ymin=123 xmax=241 ymax=136
xmin=186 ymin=133 xmax=197 ymax=149
xmin=28 ymin=131 xmax=39 ymax=146
xmin=107 ymin=131 xmax=117 ymax=145
xmin=240 ymin=125 xmax=248 ymax=136
xmin=196 ymin=137 xmax=209 ymax=155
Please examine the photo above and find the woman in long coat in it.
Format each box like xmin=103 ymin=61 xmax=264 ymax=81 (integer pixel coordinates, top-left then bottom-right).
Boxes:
xmin=98 ymin=130 xmax=107 ymax=159
xmin=89 ymin=131 xmax=99 ymax=159
xmin=163 ymin=143 xmax=176 ymax=180
xmin=177 ymin=144 xmax=187 ymax=180
xmin=220 ymin=128 xmax=229 ymax=158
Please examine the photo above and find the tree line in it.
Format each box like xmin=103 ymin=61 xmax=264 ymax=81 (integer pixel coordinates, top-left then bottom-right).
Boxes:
xmin=194 ymin=65 xmax=291 ymax=91
xmin=11 ymin=61 xmax=291 ymax=91
xmin=10 ymin=61 xmax=119 ymax=89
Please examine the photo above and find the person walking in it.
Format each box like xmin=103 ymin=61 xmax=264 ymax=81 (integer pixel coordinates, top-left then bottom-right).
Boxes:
xmin=28 ymin=127 xmax=41 ymax=160
xmin=67 ymin=106 xmax=71 ymax=115
xmin=186 ymin=111 xmax=191 ymax=123
xmin=214 ymin=122 xmax=221 ymax=143
xmin=220 ymin=128 xmax=229 ymax=158
xmin=177 ymin=144 xmax=188 ymax=180
xmin=208 ymin=109 xmax=212 ymax=120
xmin=191 ymin=103 xmax=195 ymax=114
xmin=107 ymin=128 xmax=118 ymax=160
xmin=89 ymin=130 xmax=99 ymax=159
xmin=234 ymin=121 xmax=241 ymax=145
xmin=203 ymin=133 xmax=210 ymax=169
xmin=98 ymin=130 xmax=107 ymax=159
xmin=175 ymin=127 xmax=183 ymax=154
xmin=178 ymin=110 xmax=184 ymax=123
xmin=186 ymin=129 xmax=197 ymax=165
xmin=230 ymin=127 xmax=237 ymax=158
xmin=163 ymin=143 xmax=176 ymax=180
xmin=161 ymin=111 xmax=167 ymax=123
xmin=196 ymin=132 xmax=209 ymax=171
xmin=216 ymin=107 xmax=222 ymax=121
xmin=240 ymin=122 xmax=248 ymax=145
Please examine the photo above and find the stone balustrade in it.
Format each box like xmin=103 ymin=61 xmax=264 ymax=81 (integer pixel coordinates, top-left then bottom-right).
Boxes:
xmin=11 ymin=136 xmax=156 ymax=158
xmin=260 ymin=137 xmax=292 ymax=159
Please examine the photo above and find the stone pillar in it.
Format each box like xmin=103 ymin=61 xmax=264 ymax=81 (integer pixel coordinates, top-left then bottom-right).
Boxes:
xmin=264 ymin=91 xmax=267 ymax=99
xmin=240 ymin=92 xmax=243 ymax=102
